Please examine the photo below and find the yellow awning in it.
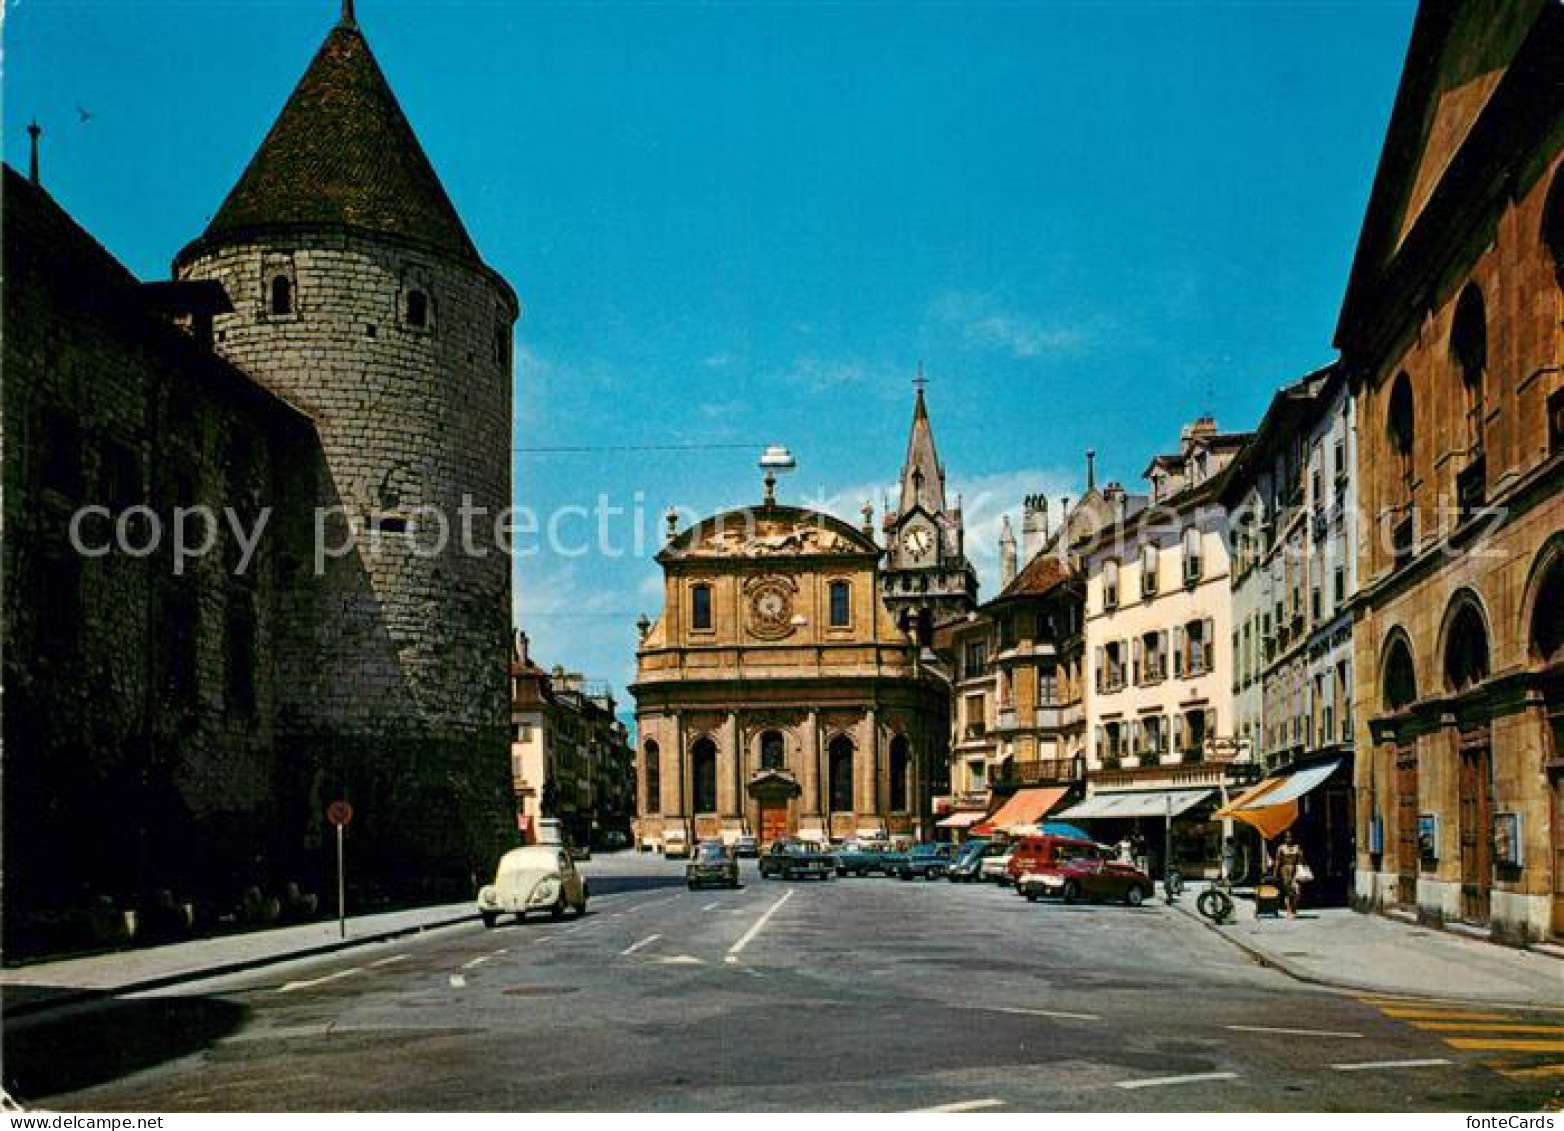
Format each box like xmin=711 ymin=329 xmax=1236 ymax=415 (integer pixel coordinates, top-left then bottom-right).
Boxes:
xmin=1215 ymin=776 xmax=1296 ymax=840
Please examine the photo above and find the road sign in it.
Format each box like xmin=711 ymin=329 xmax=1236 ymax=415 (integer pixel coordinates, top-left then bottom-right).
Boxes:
xmin=327 ymin=800 xmax=354 ymax=827
xmin=327 ymin=800 xmax=353 ymax=939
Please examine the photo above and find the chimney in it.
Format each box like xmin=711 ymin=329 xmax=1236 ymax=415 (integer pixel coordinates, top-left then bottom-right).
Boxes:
xmin=1104 ymin=481 xmax=1128 ymax=524
xmin=999 ymin=516 xmax=1018 ymax=588
xmin=1022 ymin=493 xmax=1048 ymax=562
xmin=1086 ymin=449 xmax=1096 ymax=493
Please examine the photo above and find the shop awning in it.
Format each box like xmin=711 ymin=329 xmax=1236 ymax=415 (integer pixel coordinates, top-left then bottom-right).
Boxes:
xmin=937 ymin=810 xmax=986 ymax=829
xmin=1056 ymin=788 xmax=1214 ymax=821
xmin=1215 ymin=759 xmax=1343 ymax=840
xmin=973 ymin=786 xmax=1070 ymax=835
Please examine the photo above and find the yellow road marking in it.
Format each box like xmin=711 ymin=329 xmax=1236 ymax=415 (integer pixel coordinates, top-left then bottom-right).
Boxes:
xmin=1494 ymin=1063 xmax=1564 ymax=1081
xmin=1445 ymin=1038 xmax=1564 ymax=1053
xmin=1379 ymin=1009 xmax=1508 ymax=1021
xmin=1414 ymin=1023 xmax=1564 ymax=1034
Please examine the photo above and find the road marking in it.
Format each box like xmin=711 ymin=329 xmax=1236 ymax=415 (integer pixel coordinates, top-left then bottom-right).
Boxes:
xmin=490 ymin=948 xmax=509 ymax=957
xmin=654 ymin=955 xmax=705 ymax=966
xmin=1413 ymin=1022 xmax=1564 ymax=1034
xmin=1115 ymin=1072 xmax=1239 ymax=1090
xmin=702 ymin=901 xmax=721 ymax=912
xmin=462 ymin=955 xmax=491 ymax=970
xmin=727 ymin=890 xmax=793 ymax=959
xmin=909 ymin=1099 xmax=1005 ymax=1113
xmin=368 ymin=955 xmax=408 ymax=968
xmin=620 ymin=934 xmax=663 ymax=956
xmin=1331 ymin=1058 xmax=1451 ymax=1072
xmin=991 ymin=1005 xmax=1100 ymax=1022
xmin=1495 ymin=1063 xmax=1564 ymax=1080
xmin=449 ymin=974 xmax=466 ymax=988
xmin=1378 ymin=1008 xmax=1507 ymax=1021
xmin=276 ymin=967 xmax=362 ymax=993
xmin=1444 ymin=1038 xmax=1564 ymax=1053
xmin=1226 ymin=1024 xmax=1362 ymax=1039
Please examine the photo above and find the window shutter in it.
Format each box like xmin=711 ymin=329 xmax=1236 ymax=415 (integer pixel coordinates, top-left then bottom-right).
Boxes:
xmin=1132 ymin=638 xmax=1143 ymax=685
xmin=1094 ymin=726 xmax=1104 ymax=762
xmin=1172 ymin=625 xmax=1183 ymax=677
xmin=1159 ymin=630 xmax=1170 ymax=678
xmin=1205 ymin=708 xmax=1218 ymax=747
xmin=1203 ymin=617 xmax=1215 ymax=673
xmin=1095 ymin=647 xmax=1104 ymax=692
xmin=1174 ymin=713 xmax=1186 ymax=752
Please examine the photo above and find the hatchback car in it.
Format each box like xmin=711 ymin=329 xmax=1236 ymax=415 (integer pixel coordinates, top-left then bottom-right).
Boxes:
xmin=891 ymin=843 xmax=957 ymax=880
xmin=478 ymin=846 xmax=588 ymax=926
xmin=687 ymin=841 xmax=741 ymax=890
xmin=732 ymin=834 xmax=760 ymax=858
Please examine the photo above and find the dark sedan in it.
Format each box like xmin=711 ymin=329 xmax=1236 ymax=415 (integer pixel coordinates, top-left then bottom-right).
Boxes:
xmin=758 ymin=838 xmax=836 ymax=881
xmin=890 ymin=843 xmax=957 ymax=880
xmin=686 ymin=841 xmax=740 ymax=890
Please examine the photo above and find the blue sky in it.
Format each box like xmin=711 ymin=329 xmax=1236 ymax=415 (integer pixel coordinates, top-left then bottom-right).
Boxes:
xmin=5 ymin=0 xmax=1414 ymax=699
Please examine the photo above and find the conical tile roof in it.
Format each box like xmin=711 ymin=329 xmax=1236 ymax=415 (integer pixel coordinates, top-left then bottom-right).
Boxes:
xmin=186 ymin=15 xmax=479 ymax=264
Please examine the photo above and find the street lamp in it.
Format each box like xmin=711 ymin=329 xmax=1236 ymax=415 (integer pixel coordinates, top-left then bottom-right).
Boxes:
xmin=759 ymin=444 xmax=795 ymax=505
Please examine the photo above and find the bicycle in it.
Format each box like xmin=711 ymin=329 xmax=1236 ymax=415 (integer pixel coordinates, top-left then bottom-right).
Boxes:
xmin=1196 ymin=875 xmax=1236 ymax=924
xmin=1162 ymin=863 xmax=1184 ymax=904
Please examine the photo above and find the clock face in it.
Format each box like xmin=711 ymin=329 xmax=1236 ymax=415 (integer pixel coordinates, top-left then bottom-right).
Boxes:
xmin=903 ymin=527 xmax=933 ymax=561
xmin=748 ymin=580 xmax=794 ymax=637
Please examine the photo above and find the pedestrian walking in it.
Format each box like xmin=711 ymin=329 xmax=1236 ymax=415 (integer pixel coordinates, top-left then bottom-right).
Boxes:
xmin=1274 ymin=830 xmax=1306 ymax=918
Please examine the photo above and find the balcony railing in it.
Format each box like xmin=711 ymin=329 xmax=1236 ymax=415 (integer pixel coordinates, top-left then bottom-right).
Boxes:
xmin=993 ymin=758 xmax=1083 ymax=788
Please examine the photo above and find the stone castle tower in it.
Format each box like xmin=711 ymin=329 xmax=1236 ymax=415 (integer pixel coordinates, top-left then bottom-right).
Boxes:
xmin=174 ymin=2 xmax=520 ymax=894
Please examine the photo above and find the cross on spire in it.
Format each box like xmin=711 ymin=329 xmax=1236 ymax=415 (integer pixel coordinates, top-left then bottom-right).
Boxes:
xmin=913 ymin=361 xmax=929 ymax=394
xmin=27 ymin=120 xmax=41 ymax=185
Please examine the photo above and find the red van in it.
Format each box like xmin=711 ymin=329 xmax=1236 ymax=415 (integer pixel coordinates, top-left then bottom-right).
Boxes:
xmin=1005 ymin=834 xmax=1101 ymax=887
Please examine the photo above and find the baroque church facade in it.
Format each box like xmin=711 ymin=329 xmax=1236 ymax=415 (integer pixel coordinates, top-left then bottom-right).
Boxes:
xmin=632 ymin=389 xmax=960 ymax=849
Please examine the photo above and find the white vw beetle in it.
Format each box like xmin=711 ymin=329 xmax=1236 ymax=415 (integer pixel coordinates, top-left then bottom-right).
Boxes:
xmin=478 ymin=846 xmax=589 ymax=927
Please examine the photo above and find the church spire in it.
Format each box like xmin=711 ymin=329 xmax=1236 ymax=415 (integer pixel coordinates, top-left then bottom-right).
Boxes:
xmin=899 ymin=368 xmax=947 ymax=517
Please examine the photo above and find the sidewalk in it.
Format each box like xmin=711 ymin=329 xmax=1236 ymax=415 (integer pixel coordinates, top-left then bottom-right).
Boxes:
xmin=0 ymin=901 xmax=477 ymax=1017
xmin=1174 ymin=887 xmax=1564 ymax=1007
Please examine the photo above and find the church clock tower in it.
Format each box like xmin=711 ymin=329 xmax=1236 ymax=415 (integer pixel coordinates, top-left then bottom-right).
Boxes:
xmin=882 ymin=374 xmax=977 ymax=641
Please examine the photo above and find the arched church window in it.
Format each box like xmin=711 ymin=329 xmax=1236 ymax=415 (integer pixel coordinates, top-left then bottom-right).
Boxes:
xmin=889 ymin=735 xmax=911 ymax=812
xmin=828 ymin=735 xmax=854 ymax=813
xmin=644 ymin=741 xmax=660 ymax=815
xmin=759 ymin=730 xmax=785 ymax=771
xmin=692 ymin=737 xmax=718 ymax=814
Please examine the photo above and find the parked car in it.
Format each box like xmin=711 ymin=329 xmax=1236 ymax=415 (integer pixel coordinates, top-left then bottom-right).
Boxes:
xmin=1017 ymin=844 xmax=1154 ymax=906
xmin=686 ymin=841 xmax=740 ymax=890
xmin=759 ymin=838 xmax=837 ymax=880
xmin=568 ymin=843 xmax=592 ymax=862
xmin=1004 ymin=834 xmax=1100 ymax=888
xmin=478 ymin=846 xmax=588 ymax=926
xmin=979 ymin=844 xmax=1017 ymax=884
xmin=945 ymin=839 xmax=994 ymax=882
xmin=890 ymin=843 xmax=957 ymax=880
xmin=832 ymin=841 xmax=899 ymax=877
xmin=662 ymin=828 xmax=690 ymax=859
xmin=732 ymin=834 xmax=760 ymax=858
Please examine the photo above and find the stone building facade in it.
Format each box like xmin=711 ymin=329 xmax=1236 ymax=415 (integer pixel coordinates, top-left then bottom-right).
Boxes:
xmin=1065 ymin=421 xmax=1254 ymax=876
xmin=633 ymin=495 xmax=950 ymax=850
xmin=510 ymin=631 xmax=636 ymax=850
xmin=2 ymin=7 xmax=518 ymax=953
xmin=1337 ymin=0 xmax=1563 ymax=942
xmin=1222 ymin=365 xmax=1358 ymax=900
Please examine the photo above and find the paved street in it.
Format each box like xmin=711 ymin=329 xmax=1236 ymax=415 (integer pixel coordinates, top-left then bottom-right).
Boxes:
xmin=7 ymin=853 xmax=1562 ymax=1112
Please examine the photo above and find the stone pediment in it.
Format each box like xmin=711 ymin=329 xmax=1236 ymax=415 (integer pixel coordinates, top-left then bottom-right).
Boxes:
xmin=664 ymin=504 xmax=878 ymax=561
xmin=746 ymin=768 xmax=802 ymax=800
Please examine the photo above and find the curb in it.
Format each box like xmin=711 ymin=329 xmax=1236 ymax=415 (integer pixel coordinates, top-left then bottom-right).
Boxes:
xmin=1167 ymin=897 xmax=1560 ymax=1008
xmin=3 ymin=910 xmax=478 ymax=1020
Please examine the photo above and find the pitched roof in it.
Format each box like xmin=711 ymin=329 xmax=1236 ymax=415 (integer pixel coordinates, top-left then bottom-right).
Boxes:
xmin=182 ymin=16 xmax=480 ymax=266
xmin=994 ymin=552 xmax=1071 ymax=602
